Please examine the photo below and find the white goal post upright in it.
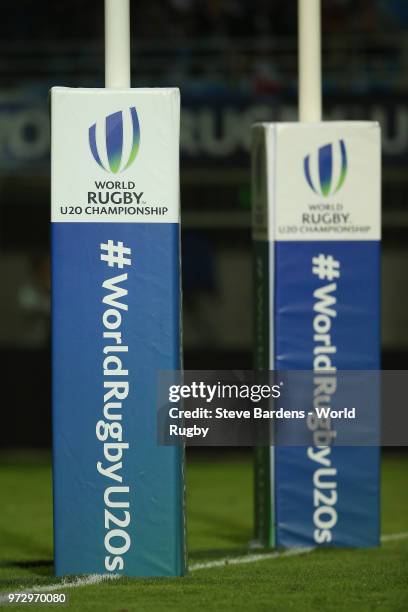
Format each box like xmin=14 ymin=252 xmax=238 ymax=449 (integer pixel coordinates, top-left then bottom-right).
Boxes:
xmin=298 ymin=0 xmax=322 ymax=123
xmin=105 ymin=0 xmax=130 ymax=88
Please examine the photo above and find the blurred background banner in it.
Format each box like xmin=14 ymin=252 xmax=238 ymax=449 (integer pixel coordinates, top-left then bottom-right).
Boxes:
xmin=2 ymin=90 xmax=408 ymax=169
xmin=2 ymin=0 xmax=408 ymax=447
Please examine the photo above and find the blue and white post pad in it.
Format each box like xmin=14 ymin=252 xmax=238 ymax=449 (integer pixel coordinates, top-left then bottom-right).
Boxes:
xmin=51 ymin=88 xmax=185 ymax=576
xmin=252 ymin=121 xmax=381 ymax=548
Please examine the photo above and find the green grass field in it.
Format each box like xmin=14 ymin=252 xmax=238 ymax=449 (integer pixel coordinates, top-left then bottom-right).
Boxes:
xmin=0 ymin=451 xmax=407 ymax=611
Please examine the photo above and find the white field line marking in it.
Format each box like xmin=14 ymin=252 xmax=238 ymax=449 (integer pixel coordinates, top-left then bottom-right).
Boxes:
xmin=189 ymin=547 xmax=313 ymax=571
xmin=381 ymin=531 xmax=408 ymax=542
xmin=1 ymin=531 xmax=407 ymax=602
xmin=189 ymin=531 xmax=408 ymax=572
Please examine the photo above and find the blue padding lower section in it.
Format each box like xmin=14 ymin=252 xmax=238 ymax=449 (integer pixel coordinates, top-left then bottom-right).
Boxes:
xmin=52 ymin=222 xmax=185 ymax=576
xmin=274 ymin=241 xmax=380 ymax=547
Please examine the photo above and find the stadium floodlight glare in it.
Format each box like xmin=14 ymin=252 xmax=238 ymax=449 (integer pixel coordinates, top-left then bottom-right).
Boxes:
xmin=252 ymin=0 xmax=381 ymax=548
xmin=51 ymin=0 xmax=185 ymax=576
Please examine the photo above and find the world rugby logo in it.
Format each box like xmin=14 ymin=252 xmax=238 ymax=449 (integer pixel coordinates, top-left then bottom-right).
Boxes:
xmin=304 ymin=139 xmax=347 ymax=197
xmin=89 ymin=106 xmax=140 ymax=173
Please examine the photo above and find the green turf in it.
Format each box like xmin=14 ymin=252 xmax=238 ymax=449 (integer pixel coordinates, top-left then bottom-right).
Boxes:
xmin=0 ymin=451 xmax=407 ymax=611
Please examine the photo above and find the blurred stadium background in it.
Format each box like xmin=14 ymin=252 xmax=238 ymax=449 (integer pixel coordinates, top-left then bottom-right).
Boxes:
xmin=1 ymin=0 xmax=408 ymax=448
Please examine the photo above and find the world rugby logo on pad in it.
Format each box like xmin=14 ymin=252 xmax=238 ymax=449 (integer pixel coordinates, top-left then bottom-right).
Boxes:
xmin=88 ymin=107 xmax=140 ymax=173
xmin=304 ymin=139 xmax=347 ymax=196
